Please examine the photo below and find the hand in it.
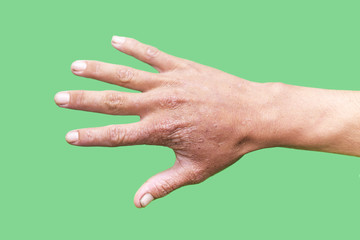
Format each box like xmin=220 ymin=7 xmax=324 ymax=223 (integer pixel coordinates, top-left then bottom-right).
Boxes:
xmin=55 ymin=36 xmax=360 ymax=208
xmin=54 ymin=36 xmax=273 ymax=207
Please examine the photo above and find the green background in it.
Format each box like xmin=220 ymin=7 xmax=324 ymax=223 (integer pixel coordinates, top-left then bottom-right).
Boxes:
xmin=1 ymin=0 xmax=360 ymax=239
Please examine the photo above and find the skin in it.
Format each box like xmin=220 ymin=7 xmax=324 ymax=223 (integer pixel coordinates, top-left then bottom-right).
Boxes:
xmin=54 ymin=36 xmax=360 ymax=208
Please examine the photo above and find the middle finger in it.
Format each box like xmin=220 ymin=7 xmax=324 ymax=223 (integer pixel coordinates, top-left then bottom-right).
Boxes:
xmin=71 ymin=60 xmax=163 ymax=92
xmin=55 ymin=90 xmax=147 ymax=116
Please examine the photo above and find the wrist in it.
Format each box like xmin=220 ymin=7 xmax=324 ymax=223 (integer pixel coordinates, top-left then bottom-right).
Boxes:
xmin=250 ymin=82 xmax=360 ymax=155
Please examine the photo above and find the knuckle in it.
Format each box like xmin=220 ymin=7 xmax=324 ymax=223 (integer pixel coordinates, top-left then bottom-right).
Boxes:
xmin=154 ymin=179 xmax=174 ymax=196
xmin=158 ymin=74 xmax=185 ymax=89
xmin=93 ymin=61 xmax=102 ymax=75
xmin=84 ymin=129 xmax=95 ymax=142
xmin=153 ymin=119 xmax=182 ymax=136
xmin=107 ymin=125 xmax=127 ymax=146
xmin=73 ymin=90 xmax=85 ymax=106
xmin=176 ymin=59 xmax=193 ymax=70
xmin=103 ymin=91 xmax=125 ymax=112
xmin=157 ymin=93 xmax=185 ymax=110
xmin=145 ymin=46 xmax=160 ymax=59
xmin=116 ymin=68 xmax=134 ymax=84
xmin=149 ymin=118 xmax=189 ymax=146
xmin=181 ymin=60 xmax=202 ymax=73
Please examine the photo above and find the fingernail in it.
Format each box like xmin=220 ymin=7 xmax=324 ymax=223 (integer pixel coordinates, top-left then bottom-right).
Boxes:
xmin=54 ymin=92 xmax=70 ymax=105
xmin=140 ymin=193 xmax=154 ymax=208
xmin=112 ymin=36 xmax=126 ymax=45
xmin=71 ymin=61 xmax=87 ymax=72
xmin=66 ymin=131 xmax=79 ymax=143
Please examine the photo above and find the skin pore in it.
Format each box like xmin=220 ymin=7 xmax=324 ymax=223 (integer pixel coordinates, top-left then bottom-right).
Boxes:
xmin=54 ymin=36 xmax=360 ymax=208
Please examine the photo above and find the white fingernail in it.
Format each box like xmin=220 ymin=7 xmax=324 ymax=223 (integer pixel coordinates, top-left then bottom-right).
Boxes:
xmin=71 ymin=61 xmax=87 ymax=72
xmin=66 ymin=131 xmax=79 ymax=143
xmin=140 ymin=193 xmax=154 ymax=208
xmin=54 ymin=92 xmax=69 ymax=105
xmin=112 ymin=36 xmax=126 ymax=45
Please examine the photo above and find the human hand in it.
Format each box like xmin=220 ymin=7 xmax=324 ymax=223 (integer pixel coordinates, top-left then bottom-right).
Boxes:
xmin=55 ymin=36 xmax=358 ymax=208
xmin=55 ymin=36 xmax=271 ymax=207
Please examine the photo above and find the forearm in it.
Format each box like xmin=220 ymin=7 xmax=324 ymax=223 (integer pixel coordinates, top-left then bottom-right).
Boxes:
xmin=258 ymin=82 xmax=360 ymax=156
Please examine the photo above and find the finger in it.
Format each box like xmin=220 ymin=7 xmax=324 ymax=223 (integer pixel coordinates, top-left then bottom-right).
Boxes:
xmin=134 ymin=162 xmax=192 ymax=208
xmin=111 ymin=36 xmax=184 ymax=73
xmin=65 ymin=123 xmax=150 ymax=147
xmin=54 ymin=90 xmax=145 ymax=116
xmin=71 ymin=60 xmax=163 ymax=92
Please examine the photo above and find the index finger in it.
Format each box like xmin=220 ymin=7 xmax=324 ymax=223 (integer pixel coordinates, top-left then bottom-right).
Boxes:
xmin=111 ymin=36 xmax=185 ymax=73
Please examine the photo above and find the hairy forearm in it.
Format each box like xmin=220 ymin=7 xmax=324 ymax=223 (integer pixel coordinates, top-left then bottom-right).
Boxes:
xmin=256 ymin=82 xmax=360 ymax=156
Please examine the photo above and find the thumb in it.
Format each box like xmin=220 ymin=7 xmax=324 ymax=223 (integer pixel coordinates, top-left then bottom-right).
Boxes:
xmin=134 ymin=162 xmax=191 ymax=208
